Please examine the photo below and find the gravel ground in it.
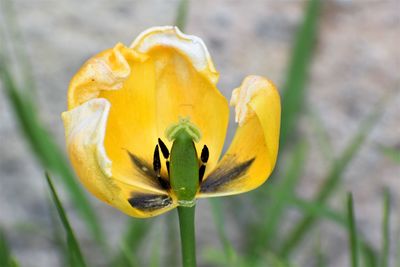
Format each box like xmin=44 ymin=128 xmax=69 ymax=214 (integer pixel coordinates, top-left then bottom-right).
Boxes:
xmin=0 ymin=1 xmax=399 ymax=266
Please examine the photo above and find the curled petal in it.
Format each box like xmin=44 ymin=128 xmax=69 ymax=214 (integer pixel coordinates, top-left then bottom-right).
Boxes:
xmin=131 ymin=26 xmax=219 ymax=84
xmin=67 ymin=43 xmax=145 ymax=109
xmin=62 ymin=98 xmax=176 ymax=217
xmin=199 ymin=76 xmax=281 ymax=197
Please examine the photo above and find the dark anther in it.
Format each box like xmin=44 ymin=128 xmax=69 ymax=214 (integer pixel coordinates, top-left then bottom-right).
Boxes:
xmin=157 ymin=177 xmax=170 ymax=190
xmin=158 ymin=138 xmax=170 ymax=159
xmin=153 ymin=145 xmax=161 ymax=174
xmin=153 ymin=145 xmax=170 ymax=190
xmin=200 ymin=145 xmax=209 ymax=163
xmin=128 ymin=194 xmax=172 ymax=212
xmin=166 ymin=161 xmax=170 ymax=175
xmin=199 ymin=164 xmax=206 ymax=182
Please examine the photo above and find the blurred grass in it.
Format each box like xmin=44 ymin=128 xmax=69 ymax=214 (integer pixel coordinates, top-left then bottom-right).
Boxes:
xmin=380 ymin=189 xmax=390 ymax=267
xmin=289 ymin=197 xmax=346 ymax=226
xmin=280 ymin=0 xmax=321 ymax=147
xmin=149 ymin=226 xmax=162 ymax=267
xmin=112 ymin=219 xmax=153 ymax=267
xmin=0 ymin=0 xmax=35 ymax=91
xmin=247 ymin=0 xmax=325 ymax=258
xmin=248 ymin=141 xmax=308 ymax=254
xmin=397 ymin=231 xmax=400 ymax=267
xmin=0 ymin=0 xmax=104 ymax=243
xmin=165 ymin=213 xmax=180 ymax=267
xmin=380 ymin=145 xmax=400 ymax=164
xmin=0 ymin=229 xmax=19 ymax=267
xmin=175 ymin=0 xmax=189 ymax=31
xmin=315 ymin=231 xmax=327 ymax=267
xmin=46 ymin=173 xmax=87 ymax=267
xmin=347 ymin=193 xmax=360 ymax=267
xmin=210 ymin=199 xmax=238 ymax=265
xmin=307 ymin=108 xmax=334 ymax=162
xmin=280 ymin=105 xmax=383 ymax=257
xmin=361 ymin=243 xmax=378 ymax=267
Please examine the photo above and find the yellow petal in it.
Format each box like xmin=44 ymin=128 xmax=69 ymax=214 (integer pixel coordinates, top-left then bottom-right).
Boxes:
xmin=62 ymin=98 xmax=176 ymax=218
xmin=67 ymin=42 xmax=163 ymax=195
xmin=131 ymin=26 xmax=229 ymax=173
xmin=199 ymin=76 xmax=281 ymax=197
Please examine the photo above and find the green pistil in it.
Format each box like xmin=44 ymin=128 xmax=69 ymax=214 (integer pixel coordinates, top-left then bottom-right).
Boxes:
xmin=166 ymin=117 xmax=201 ymax=143
xmin=167 ymin=118 xmax=201 ymax=206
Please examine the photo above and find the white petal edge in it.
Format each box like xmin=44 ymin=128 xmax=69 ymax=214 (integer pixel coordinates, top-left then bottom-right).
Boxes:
xmin=130 ymin=26 xmax=219 ymax=84
xmin=62 ymin=98 xmax=112 ymax=177
xmin=230 ymin=75 xmax=276 ymax=126
xmin=68 ymin=43 xmax=134 ymax=109
xmin=87 ymin=44 xmax=131 ymax=91
xmin=62 ymin=98 xmax=170 ymax=194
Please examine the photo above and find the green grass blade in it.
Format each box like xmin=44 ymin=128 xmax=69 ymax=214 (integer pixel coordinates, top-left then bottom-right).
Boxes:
xmin=347 ymin=193 xmax=359 ymax=267
xmin=0 ymin=0 xmax=35 ymax=91
xmin=209 ymin=199 xmax=237 ymax=265
xmin=262 ymin=252 xmax=294 ymax=267
xmin=115 ymin=246 xmax=139 ymax=267
xmin=380 ymin=189 xmax=390 ymax=267
xmin=361 ymin=242 xmax=378 ymax=267
xmin=175 ymin=0 xmax=189 ymax=31
xmin=45 ymin=172 xmax=87 ymax=267
xmin=0 ymin=229 xmax=20 ymax=267
xmin=48 ymin=199 xmax=76 ymax=267
xmin=280 ymin=0 xmax=321 ymax=147
xmin=280 ymin=106 xmax=382 ymax=257
xmin=315 ymin=231 xmax=327 ymax=267
xmin=397 ymin=230 xmax=400 ymax=267
xmin=0 ymin=65 xmax=104 ymax=243
xmin=248 ymin=141 xmax=308 ymax=254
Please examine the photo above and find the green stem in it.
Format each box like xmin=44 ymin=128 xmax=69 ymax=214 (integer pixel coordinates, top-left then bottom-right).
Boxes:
xmin=177 ymin=206 xmax=197 ymax=267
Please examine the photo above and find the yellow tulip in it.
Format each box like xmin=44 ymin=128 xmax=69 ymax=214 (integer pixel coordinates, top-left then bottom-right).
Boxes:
xmin=62 ymin=26 xmax=281 ymax=218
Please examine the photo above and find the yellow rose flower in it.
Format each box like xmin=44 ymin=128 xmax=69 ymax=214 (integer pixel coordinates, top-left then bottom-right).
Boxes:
xmin=61 ymin=26 xmax=281 ymax=218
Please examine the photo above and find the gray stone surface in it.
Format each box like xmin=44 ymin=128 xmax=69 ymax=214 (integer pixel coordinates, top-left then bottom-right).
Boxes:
xmin=0 ymin=0 xmax=399 ymax=266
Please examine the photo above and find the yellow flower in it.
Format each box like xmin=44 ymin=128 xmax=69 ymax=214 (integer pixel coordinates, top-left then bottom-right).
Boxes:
xmin=62 ymin=26 xmax=281 ymax=218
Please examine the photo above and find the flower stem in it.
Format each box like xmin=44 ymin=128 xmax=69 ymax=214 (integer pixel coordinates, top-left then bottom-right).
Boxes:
xmin=177 ymin=205 xmax=197 ymax=267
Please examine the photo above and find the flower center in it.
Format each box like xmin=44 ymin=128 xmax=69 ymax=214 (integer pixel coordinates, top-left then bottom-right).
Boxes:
xmin=126 ymin=118 xmax=209 ymax=207
xmin=151 ymin=118 xmax=208 ymax=206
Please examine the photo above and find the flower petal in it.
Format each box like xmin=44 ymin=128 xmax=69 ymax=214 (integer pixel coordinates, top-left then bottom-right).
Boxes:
xmin=62 ymin=98 xmax=176 ymax=217
xmin=67 ymin=43 xmax=145 ymax=109
xmin=199 ymin=76 xmax=281 ymax=197
xmin=131 ymin=26 xmax=219 ymax=84
xmin=131 ymin=26 xmax=229 ymax=172
xmin=66 ymin=42 xmax=164 ymax=193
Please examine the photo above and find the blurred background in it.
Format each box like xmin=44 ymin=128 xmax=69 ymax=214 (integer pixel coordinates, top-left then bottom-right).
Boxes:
xmin=0 ymin=0 xmax=399 ymax=267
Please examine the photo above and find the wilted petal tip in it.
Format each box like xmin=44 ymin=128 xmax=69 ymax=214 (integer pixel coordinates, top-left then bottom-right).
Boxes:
xmin=62 ymin=98 xmax=113 ymax=178
xmin=230 ymin=75 xmax=276 ymax=126
xmin=130 ymin=26 xmax=219 ymax=84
